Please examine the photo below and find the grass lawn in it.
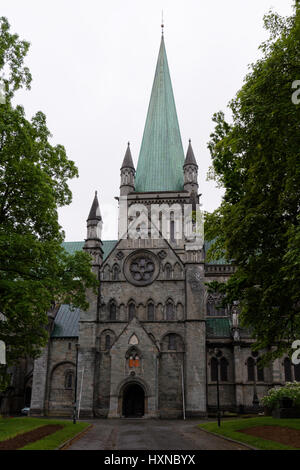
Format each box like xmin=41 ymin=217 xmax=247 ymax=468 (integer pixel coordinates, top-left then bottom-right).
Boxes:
xmin=0 ymin=417 xmax=90 ymax=450
xmin=199 ymin=417 xmax=300 ymax=450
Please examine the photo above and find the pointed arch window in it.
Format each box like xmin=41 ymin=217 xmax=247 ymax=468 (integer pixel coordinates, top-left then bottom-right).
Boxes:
xmin=170 ymin=212 xmax=175 ymax=242
xmin=247 ymin=357 xmax=255 ymax=382
xmin=220 ymin=357 xmax=228 ymax=382
xmin=294 ymin=363 xmax=300 ymax=382
xmin=159 ymin=212 xmax=163 ymax=235
xmin=128 ymin=302 xmax=136 ymax=321
xmin=109 ymin=301 xmax=116 ymax=321
xmin=207 ymin=294 xmax=227 ymax=316
xmin=211 ymin=357 xmax=218 ymax=382
xmin=257 ymin=359 xmax=264 ymax=382
xmin=105 ymin=335 xmax=111 ymax=350
xmin=127 ymin=348 xmax=140 ymax=368
xmin=165 ymin=263 xmax=172 ymax=279
xmin=65 ymin=371 xmax=74 ymax=390
xmin=168 ymin=334 xmax=176 ymax=351
xmin=166 ymin=301 xmax=175 ymax=320
xmin=112 ymin=265 xmax=120 ymax=281
xmin=284 ymin=357 xmax=300 ymax=382
xmin=147 ymin=302 xmax=155 ymax=321
xmin=284 ymin=357 xmax=292 ymax=382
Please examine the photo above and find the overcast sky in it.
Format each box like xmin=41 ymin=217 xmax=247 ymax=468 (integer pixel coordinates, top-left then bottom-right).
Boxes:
xmin=2 ymin=0 xmax=295 ymax=241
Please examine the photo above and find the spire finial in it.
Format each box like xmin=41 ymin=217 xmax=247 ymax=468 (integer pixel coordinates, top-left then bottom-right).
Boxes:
xmin=128 ymin=141 xmax=130 ymax=147
xmin=161 ymin=10 xmax=164 ymax=36
xmin=95 ymin=190 xmax=97 ymax=195
xmin=189 ymin=138 xmax=191 ymax=144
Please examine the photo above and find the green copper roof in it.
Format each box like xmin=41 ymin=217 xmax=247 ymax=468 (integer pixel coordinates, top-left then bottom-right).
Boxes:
xmin=206 ymin=318 xmax=231 ymax=338
xmin=62 ymin=240 xmax=117 ymax=260
xmin=135 ymin=35 xmax=185 ymax=192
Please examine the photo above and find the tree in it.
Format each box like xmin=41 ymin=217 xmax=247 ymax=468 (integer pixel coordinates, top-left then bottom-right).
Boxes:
xmin=205 ymin=2 xmax=300 ymax=361
xmin=0 ymin=17 xmax=98 ymax=390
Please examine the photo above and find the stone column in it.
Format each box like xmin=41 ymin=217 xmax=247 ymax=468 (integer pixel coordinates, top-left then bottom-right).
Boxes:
xmin=233 ymin=344 xmax=244 ymax=412
xmin=184 ymin=256 xmax=207 ymax=417
xmin=30 ymin=345 xmax=50 ymax=416
xmin=76 ymin=346 xmax=96 ymax=419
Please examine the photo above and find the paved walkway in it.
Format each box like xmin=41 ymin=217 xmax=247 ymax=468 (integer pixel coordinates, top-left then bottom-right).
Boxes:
xmin=67 ymin=419 xmax=248 ymax=450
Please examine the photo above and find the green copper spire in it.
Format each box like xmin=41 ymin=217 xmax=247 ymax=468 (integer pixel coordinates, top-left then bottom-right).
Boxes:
xmin=135 ymin=35 xmax=185 ymax=192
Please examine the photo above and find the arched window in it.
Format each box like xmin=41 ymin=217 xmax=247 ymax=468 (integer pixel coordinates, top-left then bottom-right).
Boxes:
xmin=165 ymin=263 xmax=172 ymax=279
xmin=109 ymin=301 xmax=116 ymax=321
xmin=247 ymin=357 xmax=255 ymax=381
xmin=294 ymin=363 xmax=300 ymax=382
xmin=170 ymin=212 xmax=175 ymax=242
xmin=207 ymin=294 xmax=226 ymax=316
xmin=284 ymin=357 xmax=292 ymax=382
xmin=166 ymin=301 xmax=175 ymax=320
xmin=147 ymin=302 xmax=155 ymax=321
xmin=159 ymin=212 xmax=163 ymax=234
xmin=220 ymin=357 xmax=228 ymax=381
xmin=211 ymin=357 xmax=218 ymax=382
xmin=112 ymin=265 xmax=120 ymax=281
xmin=128 ymin=302 xmax=136 ymax=321
xmin=128 ymin=349 xmax=140 ymax=368
xmin=257 ymin=359 xmax=264 ymax=382
xmin=65 ymin=371 xmax=73 ymax=389
xmin=168 ymin=334 xmax=176 ymax=351
xmin=103 ymin=264 xmax=110 ymax=281
xmin=105 ymin=335 xmax=111 ymax=350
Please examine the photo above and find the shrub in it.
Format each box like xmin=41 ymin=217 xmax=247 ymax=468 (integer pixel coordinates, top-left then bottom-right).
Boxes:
xmin=262 ymin=382 xmax=300 ymax=410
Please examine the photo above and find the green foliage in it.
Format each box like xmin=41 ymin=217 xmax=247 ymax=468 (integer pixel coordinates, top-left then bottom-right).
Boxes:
xmin=0 ymin=417 xmax=90 ymax=450
xmin=0 ymin=18 xmax=98 ymax=390
xmin=199 ymin=417 xmax=300 ymax=450
xmin=261 ymin=382 xmax=300 ymax=410
xmin=205 ymin=2 xmax=300 ymax=360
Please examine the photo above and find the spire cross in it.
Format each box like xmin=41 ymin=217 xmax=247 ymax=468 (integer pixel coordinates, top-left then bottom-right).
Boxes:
xmin=161 ymin=10 xmax=164 ymax=36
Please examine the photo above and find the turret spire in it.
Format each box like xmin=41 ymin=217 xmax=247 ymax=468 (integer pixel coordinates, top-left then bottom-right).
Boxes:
xmin=121 ymin=142 xmax=135 ymax=170
xmin=183 ymin=139 xmax=198 ymax=194
xmin=87 ymin=191 xmax=102 ymax=222
xmin=184 ymin=139 xmax=198 ymax=167
xmin=120 ymin=142 xmax=135 ymax=196
xmin=84 ymin=191 xmax=103 ymax=268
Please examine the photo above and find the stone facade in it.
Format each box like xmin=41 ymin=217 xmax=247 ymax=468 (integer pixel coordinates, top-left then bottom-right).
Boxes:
xmin=2 ymin=32 xmax=298 ymax=419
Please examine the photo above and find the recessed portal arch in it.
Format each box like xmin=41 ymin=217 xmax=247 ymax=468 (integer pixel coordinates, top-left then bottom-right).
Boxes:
xmin=122 ymin=382 xmax=145 ymax=418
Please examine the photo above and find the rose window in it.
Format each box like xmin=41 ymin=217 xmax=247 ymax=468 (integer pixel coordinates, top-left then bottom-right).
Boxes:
xmin=130 ymin=257 xmax=155 ymax=282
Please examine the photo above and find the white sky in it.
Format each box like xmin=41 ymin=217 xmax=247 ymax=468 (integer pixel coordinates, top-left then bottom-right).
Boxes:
xmin=2 ymin=0 xmax=295 ymax=241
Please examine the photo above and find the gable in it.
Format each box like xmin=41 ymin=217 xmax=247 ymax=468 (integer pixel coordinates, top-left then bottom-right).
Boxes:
xmin=111 ymin=317 xmax=158 ymax=352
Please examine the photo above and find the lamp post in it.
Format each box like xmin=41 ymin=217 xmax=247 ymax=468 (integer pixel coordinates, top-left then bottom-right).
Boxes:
xmin=214 ymin=348 xmax=223 ymax=427
xmin=73 ymin=343 xmax=79 ymax=424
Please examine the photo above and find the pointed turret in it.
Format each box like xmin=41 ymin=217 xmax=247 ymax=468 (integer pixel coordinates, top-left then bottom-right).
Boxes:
xmin=83 ymin=191 xmax=103 ymax=269
xmin=135 ymin=35 xmax=185 ymax=192
xmin=184 ymin=139 xmax=198 ymax=194
xmin=120 ymin=142 xmax=135 ymax=196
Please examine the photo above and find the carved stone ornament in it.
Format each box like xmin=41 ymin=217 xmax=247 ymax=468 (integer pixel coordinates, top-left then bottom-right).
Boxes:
xmin=158 ymin=250 xmax=167 ymax=260
xmin=188 ymin=269 xmax=202 ymax=291
xmin=116 ymin=251 xmax=124 ymax=260
xmin=124 ymin=250 xmax=160 ymax=286
xmin=129 ymin=334 xmax=139 ymax=345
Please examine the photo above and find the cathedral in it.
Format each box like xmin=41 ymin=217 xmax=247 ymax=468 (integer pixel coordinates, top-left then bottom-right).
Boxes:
xmin=2 ymin=31 xmax=298 ymax=419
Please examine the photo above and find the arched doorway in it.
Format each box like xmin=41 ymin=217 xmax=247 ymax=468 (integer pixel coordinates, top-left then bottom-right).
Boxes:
xmin=122 ymin=383 xmax=145 ymax=418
